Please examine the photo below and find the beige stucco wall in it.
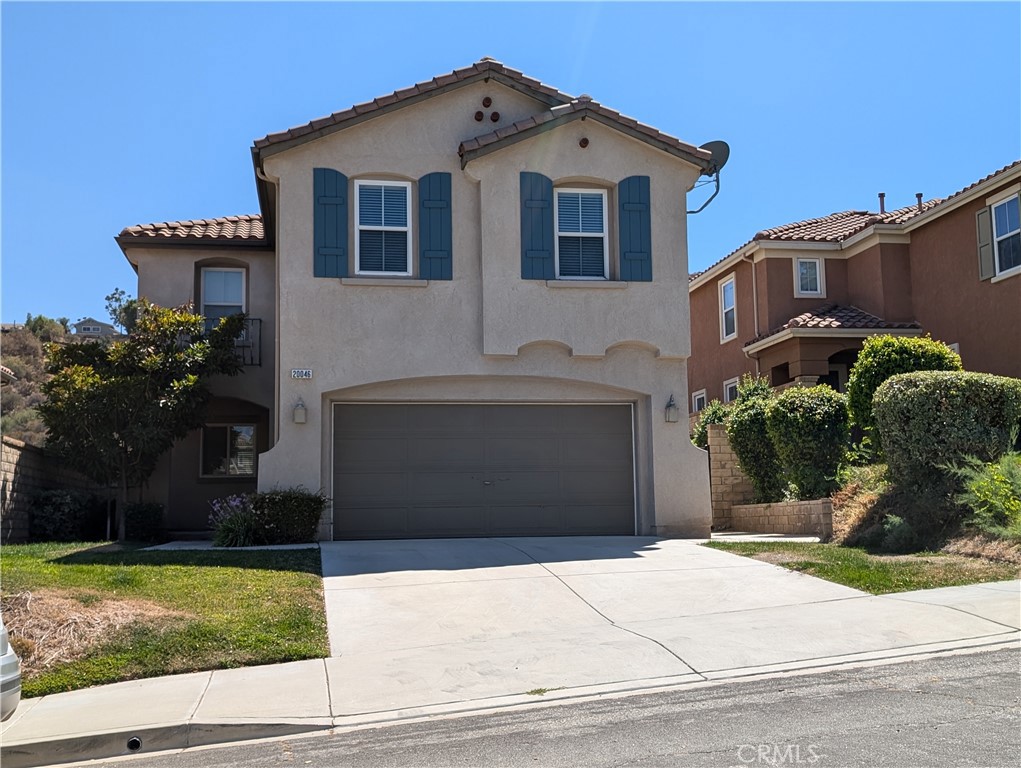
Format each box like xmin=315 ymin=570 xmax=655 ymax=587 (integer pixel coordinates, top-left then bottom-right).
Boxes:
xmin=258 ymin=79 xmax=711 ymax=537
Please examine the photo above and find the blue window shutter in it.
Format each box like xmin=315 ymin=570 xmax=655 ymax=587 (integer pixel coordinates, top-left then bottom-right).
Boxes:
xmin=419 ymin=172 xmax=452 ymax=280
xmin=618 ymin=176 xmax=652 ymax=282
xmin=314 ymin=168 xmax=348 ymax=277
xmin=520 ymin=172 xmax=554 ymax=279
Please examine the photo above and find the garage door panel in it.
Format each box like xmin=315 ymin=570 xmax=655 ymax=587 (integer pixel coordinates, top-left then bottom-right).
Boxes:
xmin=334 ymin=404 xmax=634 ymax=539
xmin=485 ymin=436 xmax=559 ymax=466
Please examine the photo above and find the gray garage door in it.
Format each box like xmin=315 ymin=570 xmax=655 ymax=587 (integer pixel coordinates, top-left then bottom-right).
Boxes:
xmin=333 ymin=403 xmax=635 ymax=539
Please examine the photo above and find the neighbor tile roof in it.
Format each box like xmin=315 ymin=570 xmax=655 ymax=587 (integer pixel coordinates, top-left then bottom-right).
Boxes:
xmin=458 ymin=96 xmax=712 ymax=166
xmin=118 ymin=214 xmax=265 ymax=242
xmin=1 ymin=364 xmax=16 ymax=382
xmin=940 ymin=159 xmax=1021 ymax=205
xmin=253 ymin=58 xmax=574 ymax=151
xmin=747 ymin=304 xmax=921 ymax=346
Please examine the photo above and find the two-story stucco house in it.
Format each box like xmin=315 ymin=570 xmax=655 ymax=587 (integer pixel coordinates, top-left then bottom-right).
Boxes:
xmin=687 ymin=160 xmax=1021 ymax=413
xmin=118 ymin=59 xmax=720 ymax=539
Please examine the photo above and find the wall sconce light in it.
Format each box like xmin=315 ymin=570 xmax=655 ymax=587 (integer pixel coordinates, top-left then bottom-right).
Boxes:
xmin=293 ymin=398 xmax=307 ymax=424
xmin=664 ymin=394 xmax=680 ymax=423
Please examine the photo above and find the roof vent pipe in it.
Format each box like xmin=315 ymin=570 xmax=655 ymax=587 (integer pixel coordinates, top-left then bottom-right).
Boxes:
xmin=916 ymin=193 xmax=924 ymax=213
xmin=878 ymin=192 xmax=886 ymax=214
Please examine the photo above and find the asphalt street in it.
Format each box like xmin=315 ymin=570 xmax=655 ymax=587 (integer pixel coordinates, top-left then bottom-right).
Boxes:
xmin=77 ymin=647 xmax=1021 ymax=768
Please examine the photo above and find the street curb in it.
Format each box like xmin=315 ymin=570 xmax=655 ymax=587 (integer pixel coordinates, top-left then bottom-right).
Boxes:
xmin=0 ymin=720 xmax=333 ymax=768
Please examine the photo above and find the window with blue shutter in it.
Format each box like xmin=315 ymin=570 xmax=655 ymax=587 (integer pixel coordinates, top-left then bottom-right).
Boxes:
xmin=419 ymin=172 xmax=452 ymax=280
xmin=555 ymin=190 xmax=608 ymax=278
xmin=520 ymin=172 xmax=555 ymax=279
xmin=618 ymin=175 xmax=652 ymax=282
xmin=355 ymin=180 xmax=412 ymax=275
xmin=313 ymin=168 xmax=348 ymax=277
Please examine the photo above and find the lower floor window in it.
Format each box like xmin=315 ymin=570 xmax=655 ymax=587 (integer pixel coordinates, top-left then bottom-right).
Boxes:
xmin=723 ymin=378 xmax=739 ymax=403
xmin=201 ymin=424 xmax=256 ymax=477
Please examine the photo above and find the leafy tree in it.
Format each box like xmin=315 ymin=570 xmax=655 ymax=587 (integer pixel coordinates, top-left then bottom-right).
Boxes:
xmin=725 ymin=374 xmax=785 ymax=503
xmin=690 ymin=399 xmax=729 ymax=449
xmin=39 ymin=301 xmax=245 ymax=540
xmin=24 ymin=314 xmax=69 ymax=342
xmin=104 ymin=287 xmax=140 ymax=334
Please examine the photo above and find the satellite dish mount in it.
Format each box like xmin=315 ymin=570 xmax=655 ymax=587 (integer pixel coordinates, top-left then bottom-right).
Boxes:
xmin=687 ymin=140 xmax=730 ymax=215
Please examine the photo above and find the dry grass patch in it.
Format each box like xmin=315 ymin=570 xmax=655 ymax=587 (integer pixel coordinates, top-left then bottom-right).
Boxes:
xmin=1 ymin=589 xmax=190 ymax=676
xmin=942 ymin=533 xmax=1021 ymax=565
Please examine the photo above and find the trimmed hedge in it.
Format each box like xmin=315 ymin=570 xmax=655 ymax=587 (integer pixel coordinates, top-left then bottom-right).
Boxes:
xmin=691 ymin=398 xmax=728 ymax=450
xmin=29 ymin=489 xmax=103 ymax=541
xmin=766 ymin=386 xmax=849 ymax=500
xmin=209 ymin=487 xmax=330 ymax=546
xmin=725 ymin=375 xmax=784 ymax=503
xmin=874 ymin=371 xmax=1021 ymax=498
xmin=847 ymin=334 xmax=961 ymax=432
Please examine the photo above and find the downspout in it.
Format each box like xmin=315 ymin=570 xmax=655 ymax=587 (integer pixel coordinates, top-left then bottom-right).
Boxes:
xmin=255 ymin=163 xmax=281 ymax=451
xmin=742 ymin=251 xmax=761 ymax=375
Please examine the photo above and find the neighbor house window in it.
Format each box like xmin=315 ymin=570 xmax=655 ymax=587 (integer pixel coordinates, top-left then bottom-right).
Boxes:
xmin=201 ymin=268 xmax=245 ymax=331
xmin=723 ymin=378 xmax=739 ymax=403
xmin=993 ymin=194 xmax=1020 ymax=275
xmin=692 ymin=390 xmax=707 ymax=413
xmin=355 ymin=180 xmax=412 ymax=275
xmin=555 ymin=189 xmax=608 ymax=279
xmin=719 ymin=276 xmax=737 ymax=341
xmin=795 ymin=257 xmax=824 ymax=296
xmin=201 ymin=424 xmax=256 ymax=477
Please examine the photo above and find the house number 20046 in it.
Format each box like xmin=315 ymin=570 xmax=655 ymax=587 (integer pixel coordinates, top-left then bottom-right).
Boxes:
xmin=291 ymin=369 xmax=313 ymax=379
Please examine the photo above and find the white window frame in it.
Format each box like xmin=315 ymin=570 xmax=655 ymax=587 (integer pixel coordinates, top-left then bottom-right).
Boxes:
xmin=554 ymin=188 xmax=609 ymax=280
xmin=719 ymin=275 xmax=737 ymax=342
xmin=794 ymin=257 xmax=825 ymax=297
xmin=723 ymin=377 xmax=739 ymax=403
xmin=201 ymin=267 xmax=246 ymax=326
xmin=199 ymin=423 xmax=257 ymax=478
xmin=354 ymin=179 xmax=413 ymax=277
xmin=990 ymin=192 xmax=1021 ymax=279
xmin=691 ymin=390 xmax=707 ymax=413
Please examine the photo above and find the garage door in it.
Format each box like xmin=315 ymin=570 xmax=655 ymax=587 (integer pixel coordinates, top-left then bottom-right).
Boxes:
xmin=333 ymin=403 xmax=635 ymax=539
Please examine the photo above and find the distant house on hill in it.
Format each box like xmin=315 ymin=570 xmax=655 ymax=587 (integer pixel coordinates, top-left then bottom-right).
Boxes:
xmin=71 ymin=318 xmax=119 ymax=339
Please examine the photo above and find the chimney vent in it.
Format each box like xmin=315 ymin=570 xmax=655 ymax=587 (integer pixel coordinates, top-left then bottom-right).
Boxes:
xmin=878 ymin=192 xmax=886 ymax=214
xmin=916 ymin=193 xmax=924 ymax=213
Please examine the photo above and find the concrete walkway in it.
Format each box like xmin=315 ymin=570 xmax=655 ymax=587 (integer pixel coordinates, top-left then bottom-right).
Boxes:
xmin=2 ymin=537 xmax=1018 ymax=768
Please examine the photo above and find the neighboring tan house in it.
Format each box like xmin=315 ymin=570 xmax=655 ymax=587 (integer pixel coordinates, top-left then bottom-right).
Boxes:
xmin=688 ymin=160 xmax=1021 ymax=413
xmin=117 ymin=59 xmax=720 ymax=539
xmin=72 ymin=317 xmax=119 ymax=339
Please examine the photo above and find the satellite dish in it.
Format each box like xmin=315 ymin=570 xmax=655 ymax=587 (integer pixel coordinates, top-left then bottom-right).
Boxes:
xmin=699 ymin=140 xmax=730 ymax=176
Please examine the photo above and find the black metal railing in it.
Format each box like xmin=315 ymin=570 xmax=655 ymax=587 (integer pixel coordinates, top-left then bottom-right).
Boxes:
xmin=203 ymin=317 xmax=262 ymax=366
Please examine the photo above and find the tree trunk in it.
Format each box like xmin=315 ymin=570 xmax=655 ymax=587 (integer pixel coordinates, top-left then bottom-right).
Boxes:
xmin=118 ymin=459 xmax=128 ymax=542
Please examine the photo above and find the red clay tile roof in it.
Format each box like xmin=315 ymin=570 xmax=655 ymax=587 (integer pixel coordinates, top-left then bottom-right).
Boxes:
xmin=253 ymin=58 xmax=574 ymax=151
xmin=118 ymin=214 xmax=265 ymax=243
xmin=940 ymin=159 xmax=1021 ymax=205
xmin=0 ymin=364 xmax=16 ymax=382
xmin=746 ymin=304 xmax=921 ymax=346
xmin=458 ymin=96 xmax=713 ymax=168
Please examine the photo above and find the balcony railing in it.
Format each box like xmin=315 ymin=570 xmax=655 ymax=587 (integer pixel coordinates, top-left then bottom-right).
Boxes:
xmin=203 ymin=317 xmax=262 ymax=366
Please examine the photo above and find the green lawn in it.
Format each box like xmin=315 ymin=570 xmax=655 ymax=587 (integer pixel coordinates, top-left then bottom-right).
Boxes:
xmin=0 ymin=542 xmax=328 ymax=697
xmin=705 ymin=541 xmax=1020 ymax=594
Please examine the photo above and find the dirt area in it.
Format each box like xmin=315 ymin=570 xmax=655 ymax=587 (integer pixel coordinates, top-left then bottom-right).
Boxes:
xmin=0 ymin=589 xmax=189 ymax=675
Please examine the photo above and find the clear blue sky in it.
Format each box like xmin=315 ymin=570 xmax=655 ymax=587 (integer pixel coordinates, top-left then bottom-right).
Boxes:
xmin=2 ymin=1 xmax=1019 ymax=325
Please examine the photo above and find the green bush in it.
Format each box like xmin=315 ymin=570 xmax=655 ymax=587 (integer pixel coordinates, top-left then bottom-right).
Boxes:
xmin=725 ymin=375 xmax=784 ymax=503
xmin=209 ymin=494 xmax=259 ymax=547
xmin=955 ymin=453 xmax=1021 ymax=541
xmin=124 ymin=502 xmax=164 ymax=542
xmin=847 ymin=335 xmax=961 ymax=433
xmin=881 ymin=514 xmax=920 ymax=553
xmin=29 ymin=489 xmax=102 ymax=541
xmin=766 ymin=386 xmax=849 ymax=500
xmin=874 ymin=371 xmax=1021 ymax=492
xmin=250 ymin=487 xmax=330 ymax=544
xmin=691 ymin=399 xmax=728 ymax=449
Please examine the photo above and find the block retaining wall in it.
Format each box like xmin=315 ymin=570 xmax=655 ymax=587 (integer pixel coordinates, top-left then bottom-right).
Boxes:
xmin=706 ymin=423 xmax=755 ymax=530
xmin=729 ymin=498 xmax=833 ymax=538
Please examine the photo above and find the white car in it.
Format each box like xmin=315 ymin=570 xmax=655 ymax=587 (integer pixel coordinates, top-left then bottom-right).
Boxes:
xmin=1 ymin=615 xmax=21 ymax=721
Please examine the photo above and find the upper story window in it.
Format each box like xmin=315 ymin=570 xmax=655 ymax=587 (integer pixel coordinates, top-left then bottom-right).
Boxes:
xmin=795 ymin=257 xmax=824 ymax=297
xmin=355 ymin=180 xmax=412 ymax=276
xmin=993 ymin=194 xmax=1020 ymax=276
xmin=719 ymin=275 xmax=737 ymax=342
xmin=555 ymin=189 xmax=608 ymax=279
xmin=201 ymin=268 xmax=245 ymax=330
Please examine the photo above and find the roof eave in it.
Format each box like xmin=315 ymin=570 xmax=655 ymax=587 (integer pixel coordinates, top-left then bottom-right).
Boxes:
xmin=743 ymin=326 xmax=923 ymax=356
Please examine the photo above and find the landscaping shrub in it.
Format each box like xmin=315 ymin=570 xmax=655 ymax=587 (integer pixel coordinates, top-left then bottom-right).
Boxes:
xmin=691 ymin=398 xmax=728 ymax=449
xmin=955 ymin=453 xmax=1021 ymax=541
xmin=880 ymin=514 xmax=920 ymax=554
xmin=846 ymin=334 xmax=961 ymax=433
xmin=766 ymin=386 xmax=849 ymax=500
xmin=209 ymin=494 xmax=259 ymax=547
xmin=249 ymin=487 xmax=329 ymax=544
xmin=29 ymin=489 xmax=102 ymax=541
xmin=124 ymin=502 xmax=164 ymax=542
xmin=874 ymin=371 xmax=1021 ymax=536
xmin=725 ymin=375 xmax=784 ymax=503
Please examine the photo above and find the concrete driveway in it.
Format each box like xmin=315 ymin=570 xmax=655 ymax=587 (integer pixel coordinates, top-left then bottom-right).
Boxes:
xmin=320 ymin=537 xmax=1019 ymax=716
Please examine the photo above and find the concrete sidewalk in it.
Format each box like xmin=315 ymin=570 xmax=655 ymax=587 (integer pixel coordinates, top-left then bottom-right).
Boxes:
xmin=2 ymin=538 xmax=1018 ymax=768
